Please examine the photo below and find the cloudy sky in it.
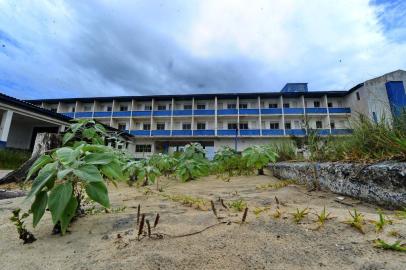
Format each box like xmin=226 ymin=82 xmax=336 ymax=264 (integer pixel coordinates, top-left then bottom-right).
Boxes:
xmin=0 ymin=0 xmax=405 ymax=99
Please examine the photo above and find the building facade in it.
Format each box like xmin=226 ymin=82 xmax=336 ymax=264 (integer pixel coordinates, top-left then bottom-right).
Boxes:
xmin=27 ymin=70 xmax=406 ymax=158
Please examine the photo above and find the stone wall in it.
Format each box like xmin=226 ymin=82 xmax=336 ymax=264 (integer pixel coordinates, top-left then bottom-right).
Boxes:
xmin=270 ymin=161 xmax=406 ymax=209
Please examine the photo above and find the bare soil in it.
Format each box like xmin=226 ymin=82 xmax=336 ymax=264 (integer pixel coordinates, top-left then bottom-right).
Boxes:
xmin=1 ymin=174 xmax=405 ymax=270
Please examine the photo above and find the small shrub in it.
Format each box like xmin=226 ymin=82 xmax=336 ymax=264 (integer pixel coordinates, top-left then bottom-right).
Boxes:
xmin=242 ymin=145 xmax=278 ymax=175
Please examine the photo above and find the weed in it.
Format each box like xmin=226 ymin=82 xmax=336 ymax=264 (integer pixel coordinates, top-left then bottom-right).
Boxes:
xmin=228 ymin=199 xmax=248 ymax=212
xmin=395 ymin=208 xmax=406 ymax=219
xmin=253 ymin=206 xmax=271 ymax=217
xmin=374 ymin=239 xmax=406 ymax=252
xmin=388 ymin=230 xmax=400 ymax=237
xmin=292 ymin=208 xmax=309 ymax=223
xmin=256 ymin=180 xmax=296 ymax=190
xmin=272 ymin=207 xmax=283 ymax=219
xmin=9 ymin=209 xmax=36 ymax=244
xmin=0 ymin=149 xmax=31 ymax=169
xmin=344 ymin=209 xmax=365 ymax=234
xmin=162 ymin=193 xmax=209 ymax=210
xmin=314 ymin=206 xmax=333 ymax=227
xmin=372 ymin=209 xmax=392 ymax=233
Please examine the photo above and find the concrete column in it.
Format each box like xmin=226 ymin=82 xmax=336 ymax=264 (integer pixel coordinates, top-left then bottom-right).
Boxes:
xmin=129 ymin=99 xmax=135 ymax=132
xmin=170 ymin=98 xmax=174 ymax=136
xmin=91 ymin=100 xmax=96 ymax=119
xmin=0 ymin=110 xmax=13 ymax=147
xmin=325 ymin=95 xmax=332 ymax=134
xmin=301 ymin=95 xmax=307 ymax=135
xmin=258 ymin=96 xmax=262 ymax=136
xmin=57 ymin=102 xmax=61 ymax=113
xmin=214 ymin=96 xmax=218 ymax=136
xmin=110 ymin=100 xmax=115 ymax=127
xmin=191 ymin=98 xmax=195 ymax=131
xmin=150 ymin=99 xmax=154 ymax=137
xmin=237 ymin=96 xmax=240 ymax=131
xmin=74 ymin=101 xmax=78 ymax=119
xmin=280 ymin=96 xmax=285 ymax=135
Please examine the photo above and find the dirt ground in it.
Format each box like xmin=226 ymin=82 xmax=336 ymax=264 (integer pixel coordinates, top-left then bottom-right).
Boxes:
xmin=0 ymin=173 xmax=405 ymax=270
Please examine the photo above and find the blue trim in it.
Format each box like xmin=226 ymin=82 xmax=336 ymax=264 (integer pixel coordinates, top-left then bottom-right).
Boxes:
xmin=305 ymin=108 xmax=327 ymax=114
xmin=193 ymin=129 xmax=215 ymax=136
xmin=194 ymin=109 xmax=215 ymax=116
xmin=284 ymin=108 xmax=304 ymax=114
xmin=328 ymin=107 xmax=351 ymax=114
xmin=218 ymin=109 xmax=238 ymax=115
xmin=0 ymin=141 xmax=7 ymax=148
xmin=285 ymin=129 xmax=306 ymax=136
xmin=153 ymin=110 xmax=171 ymax=116
xmin=172 ymin=130 xmax=192 ymax=136
xmin=173 ymin=110 xmax=192 ymax=116
xmin=93 ymin=111 xmax=112 ymax=117
xmin=385 ymin=81 xmax=406 ymax=116
xmin=113 ymin=111 xmax=131 ymax=117
xmin=218 ymin=129 xmax=238 ymax=136
xmin=75 ymin=112 xmax=93 ymax=118
xmin=261 ymin=108 xmax=282 ymax=114
xmin=262 ymin=129 xmax=284 ymax=135
xmin=316 ymin=129 xmax=331 ymax=135
xmin=62 ymin=112 xmax=75 ymax=118
xmin=132 ymin=110 xmax=152 ymax=116
xmin=151 ymin=130 xmax=171 ymax=136
xmin=239 ymin=109 xmax=259 ymax=115
xmin=240 ymin=129 xmax=260 ymax=135
xmin=130 ymin=130 xmax=150 ymax=136
xmin=331 ymin=129 xmax=353 ymax=135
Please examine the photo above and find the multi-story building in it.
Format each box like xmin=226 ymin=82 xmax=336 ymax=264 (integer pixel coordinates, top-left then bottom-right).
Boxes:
xmin=27 ymin=70 xmax=406 ymax=158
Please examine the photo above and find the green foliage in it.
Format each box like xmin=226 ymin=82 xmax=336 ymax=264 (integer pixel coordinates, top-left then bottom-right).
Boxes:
xmin=228 ymin=199 xmax=247 ymax=212
xmin=395 ymin=208 xmax=406 ymax=219
xmin=9 ymin=209 xmax=36 ymax=244
xmin=0 ymin=149 xmax=31 ymax=169
xmin=161 ymin=193 xmax=209 ymax=210
xmin=373 ymin=209 xmax=392 ymax=233
xmin=212 ymin=146 xmax=246 ymax=179
xmin=374 ymin=239 xmax=406 ymax=252
xmin=256 ymin=179 xmax=296 ymax=190
xmin=272 ymin=141 xmax=298 ymax=161
xmin=344 ymin=209 xmax=365 ymax=234
xmin=292 ymin=208 xmax=309 ymax=223
xmin=175 ymin=143 xmax=210 ymax=182
xmin=242 ymin=144 xmax=278 ymax=174
xmin=148 ymin=153 xmax=178 ymax=177
xmin=314 ymin=206 xmax=333 ymax=227
xmin=124 ymin=159 xmax=161 ymax=186
xmin=62 ymin=119 xmax=107 ymax=146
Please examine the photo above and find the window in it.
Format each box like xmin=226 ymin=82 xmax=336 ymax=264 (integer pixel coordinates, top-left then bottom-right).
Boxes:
xmin=84 ymin=105 xmax=92 ymax=111
xmin=142 ymin=123 xmax=151 ymax=130
xmin=239 ymin=123 xmax=248 ymax=129
xmin=144 ymin=105 xmax=152 ymax=111
xmin=182 ymin=123 xmax=191 ymax=130
xmin=328 ymin=102 xmax=333 ymax=108
xmin=197 ymin=123 xmax=206 ymax=130
xmin=330 ymin=122 xmax=335 ymax=129
xmin=316 ymin=121 xmax=323 ymax=129
xmin=270 ymin=122 xmax=279 ymax=129
xmin=106 ymin=106 xmax=112 ymax=112
xmin=285 ymin=122 xmax=291 ymax=129
xmin=120 ymin=106 xmax=128 ymax=111
xmin=184 ymin=104 xmax=192 ymax=110
xmin=197 ymin=104 xmax=206 ymax=110
xmin=71 ymin=107 xmax=76 ymax=112
xmin=135 ymin=144 xmax=152 ymax=153
xmin=118 ymin=123 xmax=126 ymax=130
xmin=356 ymin=92 xmax=361 ymax=100
xmin=314 ymin=101 xmax=320 ymax=108
xmin=372 ymin=112 xmax=378 ymax=123
xmin=50 ymin=108 xmax=57 ymax=113
xmin=156 ymin=123 xmax=165 ymax=130
xmin=283 ymin=103 xmax=290 ymax=108
xmin=227 ymin=104 xmax=237 ymax=109
xmin=228 ymin=123 xmax=238 ymax=129
xmin=239 ymin=103 xmax=248 ymax=109
xmin=157 ymin=105 xmax=167 ymax=111
xmin=269 ymin=103 xmax=278 ymax=108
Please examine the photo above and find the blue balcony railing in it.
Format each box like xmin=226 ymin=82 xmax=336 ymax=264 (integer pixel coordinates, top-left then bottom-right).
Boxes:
xmin=331 ymin=129 xmax=353 ymax=135
xmin=284 ymin=108 xmax=304 ymax=114
xmin=130 ymin=130 xmax=150 ymax=136
xmin=194 ymin=109 xmax=215 ymax=116
xmin=218 ymin=109 xmax=238 ymax=115
xmin=305 ymin=108 xmax=328 ymax=114
xmin=218 ymin=129 xmax=238 ymax=136
xmin=93 ymin=111 xmax=112 ymax=117
xmin=315 ymin=129 xmax=331 ymax=135
xmin=153 ymin=110 xmax=171 ymax=116
xmin=240 ymin=129 xmax=260 ymax=136
xmin=62 ymin=112 xmax=75 ymax=118
xmin=239 ymin=109 xmax=259 ymax=115
xmin=285 ymin=129 xmax=306 ymax=136
xmin=328 ymin=107 xmax=351 ymax=114
xmin=132 ymin=110 xmax=152 ymax=117
xmin=172 ymin=130 xmax=192 ymax=136
xmin=75 ymin=112 xmax=92 ymax=118
xmin=112 ymin=111 xmax=131 ymax=117
xmin=173 ymin=110 xmax=192 ymax=116
xmin=261 ymin=108 xmax=282 ymax=114
xmin=151 ymin=130 xmax=171 ymax=136
xmin=262 ymin=129 xmax=284 ymax=136
xmin=193 ymin=129 xmax=215 ymax=136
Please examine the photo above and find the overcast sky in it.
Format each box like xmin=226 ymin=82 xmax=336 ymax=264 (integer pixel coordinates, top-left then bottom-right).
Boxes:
xmin=0 ymin=0 xmax=405 ymax=99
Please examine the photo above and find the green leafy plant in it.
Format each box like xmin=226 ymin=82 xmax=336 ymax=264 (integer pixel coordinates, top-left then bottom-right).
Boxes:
xmin=212 ymin=146 xmax=245 ymax=179
xmin=291 ymin=208 xmax=309 ymax=223
xmin=344 ymin=209 xmax=365 ymax=234
xmin=161 ymin=193 xmax=209 ymax=210
xmin=228 ymin=199 xmax=247 ymax=212
xmin=242 ymin=145 xmax=278 ymax=175
xmin=62 ymin=119 xmax=107 ymax=146
xmin=174 ymin=143 xmax=209 ymax=182
xmin=313 ymin=206 xmax=333 ymax=227
xmin=9 ymin=208 xmax=36 ymax=244
xmin=26 ymin=143 xmax=124 ymax=235
xmin=374 ymin=239 xmax=406 ymax=252
xmin=253 ymin=206 xmax=271 ymax=217
xmin=373 ymin=209 xmax=392 ymax=233
xmin=148 ymin=153 xmax=178 ymax=177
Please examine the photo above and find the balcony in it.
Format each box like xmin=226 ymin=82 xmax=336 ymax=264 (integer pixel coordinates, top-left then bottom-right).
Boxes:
xmin=151 ymin=130 xmax=171 ymax=136
xmin=194 ymin=109 xmax=215 ymax=116
xmin=261 ymin=108 xmax=282 ymax=115
xmin=172 ymin=130 xmax=192 ymax=136
xmin=132 ymin=110 xmax=152 ymax=117
xmin=193 ymin=129 xmax=215 ymax=136
xmin=285 ymin=129 xmax=306 ymax=136
xmin=173 ymin=109 xmax=192 ymax=116
xmin=331 ymin=128 xmax=353 ymax=135
xmin=239 ymin=109 xmax=259 ymax=115
xmin=61 ymin=112 xmax=75 ymax=118
xmin=284 ymin=108 xmax=304 ymax=114
xmin=217 ymin=129 xmax=238 ymax=136
xmin=240 ymin=129 xmax=260 ymax=136
xmin=93 ymin=111 xmax=112 ymax=118
xmin=130 ymin=130 xmax=150 ymax=136
xmin=218 ymin=109 xmax=238 ymax=115
xmin=153 ymin=110 xmax=171 ymax=116
xmin=74 ymin=112 xmax=92 ymax=118
xmin=262 ymin=129 xmax=284 ymax=136
xmin=328 ymin=108 xmax=351 ymax=114
xmin=315 ymin=129 xmax=331 ymax=135
xmin=305 ymin=108 xmax=327 ymax=114
xmin=112 ymin=111 xmax=131 ymax=117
